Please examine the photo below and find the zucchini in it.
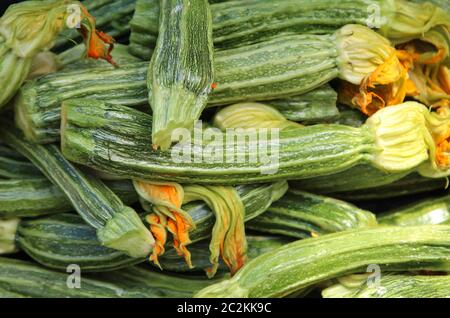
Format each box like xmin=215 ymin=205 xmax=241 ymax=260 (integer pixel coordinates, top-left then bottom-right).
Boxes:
xmin=130 ymin=0 xmax=450 ymax=51
xmin=0 ymin=178 xmax=138 ymax=218
xmin=378 ymin=192 xmax=450 ymax=226
xmin=0 ymin=257 xmax=213 ymax=298
xmin=247 ymin=189 xmax=377 ymax=239
xmin=330 ymin=173 xmax=448 ymax=201
xmin=322 ymin=273 xmax=450 ymax=298
xmin=0 ymin=218 xmax=19 ymax=254
xmin=333 ymin=105 xmax=367 ymax=127
xmin=149 ymin=0 xmax=214 ymax=150
xmin=0 ymin=0 xmax=115 ymax=110
xmin=0 ymin=145 xmax=41 ymax=179
xmin=17 ymin=24 xmax=407 ymax=143
xmin=61 ymin=99 xmax=450 ymax=184
xmin=0 ymin=122 xmax=154 ymax=258
xmin=158 ymin=235 xmax=291 ymax=273
xmin=195 ymin=225 xmax=450 ymax=298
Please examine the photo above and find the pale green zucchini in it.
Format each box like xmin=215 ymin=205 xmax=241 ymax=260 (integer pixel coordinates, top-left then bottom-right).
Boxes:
xmin=247 ymin=189 xmax=377 ymax=239
xmin=149 ymin=0 xmax=214 ymax=150
xmin=159 ymin=235 xmax=291 ymax=273
xmin=378 ymin=192 xmax=450 ymax=226
xmin=0 ymin=257 xmax=213 ymax=298
xmin=0 ymin=178 xmax=138 ymax=218
xmin=60 ymin=99 xmax=449 ymax=184
xmin=195 ymin=225 xmax=450 ymax=298
xmin=0 ymin=122 xmax=154 ymax=258
xmin=322 ymin=273 xmax=450 ymax=298
xmin=330 ymin=173 xmax=448 ymax=201
xmin=17 ymin=24 xmax=402 ymax=144
xmin=129 ymin=0 xmax=450 ymax=50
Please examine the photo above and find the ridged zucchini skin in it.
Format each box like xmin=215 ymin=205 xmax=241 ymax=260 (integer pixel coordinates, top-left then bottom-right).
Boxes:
xmin=0 ymin=257 xmax=212 ymax=298
xmin=0 ymin=123 xmax=154 ymax=258
xmin=140 ymin=182 xmax=289 ymax=243
xmin=0 ymin=145 xmax=41 ymax=179
xmin=322 ymin=273 xmax=450 ymax=298
xmin=267 ymin=85 xmax=338 ymax=123
xmin=0 ymin=178 xmax=138 ymax=218
xmin=149 ymin=0 xmax=214 ymax=150
xmin=195 ymin=225 xmax=450 ymax=298
xmin=15 ymin=214 xmax=144 ymax=272
xmin=331 ymin=173 xmax=448 ymax=201
xmin=247 ymin=189 xmax=377 ymax=239
xmin=158 ymin=235 xmax=291 ymax=273
xmin=378 ymin=193 xmax=450 ymax=226
xmin=290 ymin=164 xmax=411 ymax=194
xmin=15 ymin=60 xmax=341 ymax=144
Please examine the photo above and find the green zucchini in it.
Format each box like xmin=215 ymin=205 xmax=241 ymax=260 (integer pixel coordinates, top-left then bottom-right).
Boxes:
xmin=149 ymin=0 xmax=214 ymax=150
xmin=330 ymin=173 xmax=448 ymax=201
xmin=322 ymin=273 xmax=450 ymax=298
xmin=247 ymin=189 xmax=377 ymax=239
xmin=333 ymin=105 xmax=367 ymax=127
xmin=61 ymin=99 xmax=450 ymax=184
xmin=17 ymin=24 xmax=404 ymax=144
xmin=158 ymin=235 xmax=291 ymax=273
xmin=378 ymin=192 xmax=450 ymax=226
xmin=0 ymin=145 xmax=41 ymax=179
xmin=0 ymin=178 xmax=138 ymax=218
xmin=195 ymin=225 xmax=450 ymax=298
xmin=129 ymin=0 xmax=450 ymax=50
xmin=0 ymin=122 xmax=154 ymax=258
xmin=0 ymin=257 xmax=213 ymax=298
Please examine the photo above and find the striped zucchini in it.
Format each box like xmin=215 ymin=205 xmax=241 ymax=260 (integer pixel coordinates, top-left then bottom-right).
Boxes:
xmin=159 ymin=235 xmax=291 ymax=273
xmin=0 ymin=257 xmax=214 ymax=298
xmin=0 ymin=178 xmax=138 ymax=218
xmin=129 ymin=0 xmax=450 ymax=50
xmin=195 ymin=225 xmax=450 ymax=298
xmin=61 ymin=99 xmax=450 ymax=184
xmin=0 ymin=145 xmax=41 ymax=179
xmin=331 ymin=173 xmax=448 ymax=201
xmin=16 ymin=24 xmax=403 ymax=144
xmin=378 ymin=192 xmax=450 ymax=226
xmin=149 ymin=0 xmax=214 ymax=150
xmin=322 ymin=273 xmax=450 ymax=298
xmin=247 ymin=189 xmax=377 ymax=239
xmin=0 ymin=122 xmax=154 ymax=258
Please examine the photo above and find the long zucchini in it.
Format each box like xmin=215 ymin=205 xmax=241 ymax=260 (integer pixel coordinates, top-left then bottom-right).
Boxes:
xmin=378 ymin=192 xmax=450 ymax=226
xmin=0 ymin=145 xmax=41 ymax=179
xmin=0 ymin=257 xmax=213 ymax=298
xmin=195 ymin=225 xmax=450 ymax=298
xmin=247 ymin=189 xmax=377 ymax=239
xmin=330 ymin=173 xmax=448 ymax=201
xmin=61 ymin=99 xmax=450 ymax=184
xmin=0 ymin=178 xmax=138 ymax=218
xmin=17 ymin=24 xmax=407 ymax=143
xmin=129 ymin=0 xmax=450 ymax=51
xmin=149 ymin=0 xmax=214 ymax=150
xmin=0 ymin=122 xmax=154 ymax=258
xmin=0 ymin=0 xmax=115 ymax=110
xmin=322 ymin=273 xmax=450 ymax=298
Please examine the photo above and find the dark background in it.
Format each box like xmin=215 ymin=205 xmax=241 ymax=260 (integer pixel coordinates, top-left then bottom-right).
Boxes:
xmin=1 ymin=1 xmax=19 ymax=15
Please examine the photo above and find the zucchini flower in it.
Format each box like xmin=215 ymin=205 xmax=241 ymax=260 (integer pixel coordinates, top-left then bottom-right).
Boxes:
xmin=0 ymin=218 xmax=19 ymax=254
xmin=335 ymin=25 xmax=412 ymax=115
xmin=0 ymin=0 xmax=115 ymax=109
xmin=134 ymin=180 xmax=248 ymax=278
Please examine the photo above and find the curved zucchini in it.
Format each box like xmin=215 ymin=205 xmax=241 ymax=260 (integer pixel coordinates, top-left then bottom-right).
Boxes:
xmin=0 ymin=257 xmax=213 ymax=298
xmin=195 ymin=225 xmax=450 ymax=298
xmin=149 ymin=0 xmax=214 ymax=150
xmin=322 ymin=273 xmax=450 ymax=298
xmin=60 ymin=99 xmax=449 ymax=184
xmin=247 ymin=189 xmax=377 ymax=239
xmin=0 ymin=178 xmax=138 ymax=218
xmin=378 ymin=192 xmax=450 ymax=226
xmin=0 ymin=122 xmax=154 ymax=258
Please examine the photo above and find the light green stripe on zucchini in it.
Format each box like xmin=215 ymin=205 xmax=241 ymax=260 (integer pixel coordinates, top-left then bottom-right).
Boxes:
xmin=322 ymin=273 xmax=450 ymax=298
xmin=247 ymin=189 xmax=377 ymax=239
xmin=195 ymin=225 xmax=450 ymax=298
xmin=0 ymin=121 xmax=154 ymax=258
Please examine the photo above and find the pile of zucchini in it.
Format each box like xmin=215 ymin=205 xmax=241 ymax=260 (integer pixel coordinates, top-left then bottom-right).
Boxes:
xmin=0 ymin=0 xmax=449 ymax=299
